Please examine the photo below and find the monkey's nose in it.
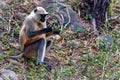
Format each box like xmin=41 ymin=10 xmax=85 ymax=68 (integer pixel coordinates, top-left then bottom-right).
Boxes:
xmin=40 ymin=18 xmax=45 ymax=22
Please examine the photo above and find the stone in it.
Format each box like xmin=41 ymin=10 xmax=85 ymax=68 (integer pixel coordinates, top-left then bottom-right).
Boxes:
xmin=69 ymin=40 xmax=80 ymax=48
xmin=41 ymin=0 xmax=85 ymax=33
xmin=98 ymin=35 xmax=113 ymax=50
xmin=0 ymin=70 xmax=18 ymax=80
xmin=0 ymin=1 xmax=8 ymax=9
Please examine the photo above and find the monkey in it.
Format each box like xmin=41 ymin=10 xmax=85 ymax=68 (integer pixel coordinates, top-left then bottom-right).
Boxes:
xmin=11 ymin=7 xmax=60 ymax=65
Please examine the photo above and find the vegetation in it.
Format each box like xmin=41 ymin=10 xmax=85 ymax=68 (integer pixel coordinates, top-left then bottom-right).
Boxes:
xmin=0 ymin=0 xmax=120 ymax=80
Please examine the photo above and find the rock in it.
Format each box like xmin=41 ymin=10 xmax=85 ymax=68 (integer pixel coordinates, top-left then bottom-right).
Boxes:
xmin=0 ymin=1 xmax=8 ymax=9
xmin=0 ymin=70 xmax=18 ymax=80
xmin=69 ymin=40 xmax=80 ymax=48
xmin=41 ymin=0 xmax=85 ymax=34
xmin=98 ymin=35 xmax=113 ymax=50
xmin=71 ymin=22 xmax=85 ymax=33
xmin=104 ymin=35 xmax=113 ymax=46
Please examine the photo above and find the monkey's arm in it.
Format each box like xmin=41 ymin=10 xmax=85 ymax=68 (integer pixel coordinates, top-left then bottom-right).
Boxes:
xmin=26 ymin=29 xmax=60 ymax=45
xmin=27 ymin=27 xmax=52 ymax=38
xmin=24 ymin=27 xmax=52 ymax=47
xmin=20 ymin=27 xmax=60 ymax=49
xmin=21 ymin=19 xmax=53 ymax=47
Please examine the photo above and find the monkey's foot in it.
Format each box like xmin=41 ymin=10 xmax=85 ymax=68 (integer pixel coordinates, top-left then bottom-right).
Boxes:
xmin=38 ymin=62 xmax=52 ymax=71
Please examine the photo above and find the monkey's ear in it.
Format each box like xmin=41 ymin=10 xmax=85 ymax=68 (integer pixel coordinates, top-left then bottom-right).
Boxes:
xmin=34 ymin=8 xmax=37 ymax=13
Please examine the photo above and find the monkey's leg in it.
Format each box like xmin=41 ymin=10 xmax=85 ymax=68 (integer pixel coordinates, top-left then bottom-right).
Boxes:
xmin=38 ymin=39 xmax=52 ymax=71
xmin=37 ymin=38 xmax=47 ymax=65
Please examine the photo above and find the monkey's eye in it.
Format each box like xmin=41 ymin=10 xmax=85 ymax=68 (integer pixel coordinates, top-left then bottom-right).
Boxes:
xmin=40 ymin=14 xmax=47 ymax=17
xmin=34 ymin=8 xmax=37 ymax=13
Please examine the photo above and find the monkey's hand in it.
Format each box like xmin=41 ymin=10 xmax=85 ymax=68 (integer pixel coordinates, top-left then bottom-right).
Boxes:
xmin=43 ymin=27 xmax=52 ymax=33
xmin=53 ymin=29 xmax=60 ymax=34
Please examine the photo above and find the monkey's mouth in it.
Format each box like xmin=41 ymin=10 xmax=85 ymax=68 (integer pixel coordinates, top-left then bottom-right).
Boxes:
xmin=40 ymin=14 xmax=47 ymax=22
xmin=40 ymin=18 xmax=45 ymax=22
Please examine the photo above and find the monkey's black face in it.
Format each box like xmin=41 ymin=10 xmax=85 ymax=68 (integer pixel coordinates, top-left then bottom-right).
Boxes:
xmin=40 ymin=14 xmax=47 ymax=22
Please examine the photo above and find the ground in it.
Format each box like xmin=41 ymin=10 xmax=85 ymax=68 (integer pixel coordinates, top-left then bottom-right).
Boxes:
xmin=0 ymin=0 xmax=120 ymax=80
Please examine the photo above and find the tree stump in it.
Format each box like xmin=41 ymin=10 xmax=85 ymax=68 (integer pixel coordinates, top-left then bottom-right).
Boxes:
xmin=80 ymin=0 xmax=111 ymax=32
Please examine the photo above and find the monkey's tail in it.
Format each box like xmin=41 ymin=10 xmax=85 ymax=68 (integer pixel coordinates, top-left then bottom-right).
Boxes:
xmin=10 ymin=53 xmax=24 ymax=60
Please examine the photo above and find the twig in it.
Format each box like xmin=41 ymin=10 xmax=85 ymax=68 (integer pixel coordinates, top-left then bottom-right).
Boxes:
xmin=59 ymin=13 xmax=64 ymax=30
xmin=8 ymin=14 xmax=14 ymax=34
xmin=108 ymin=16 xmax=120 ymax=21
xmin=64 ymin=8 xmax=71 ymax=29
xmin=101 ymin=61 xmax=105 ymax=80
xmin=56 ymin=1 xmax=71 ymax=29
